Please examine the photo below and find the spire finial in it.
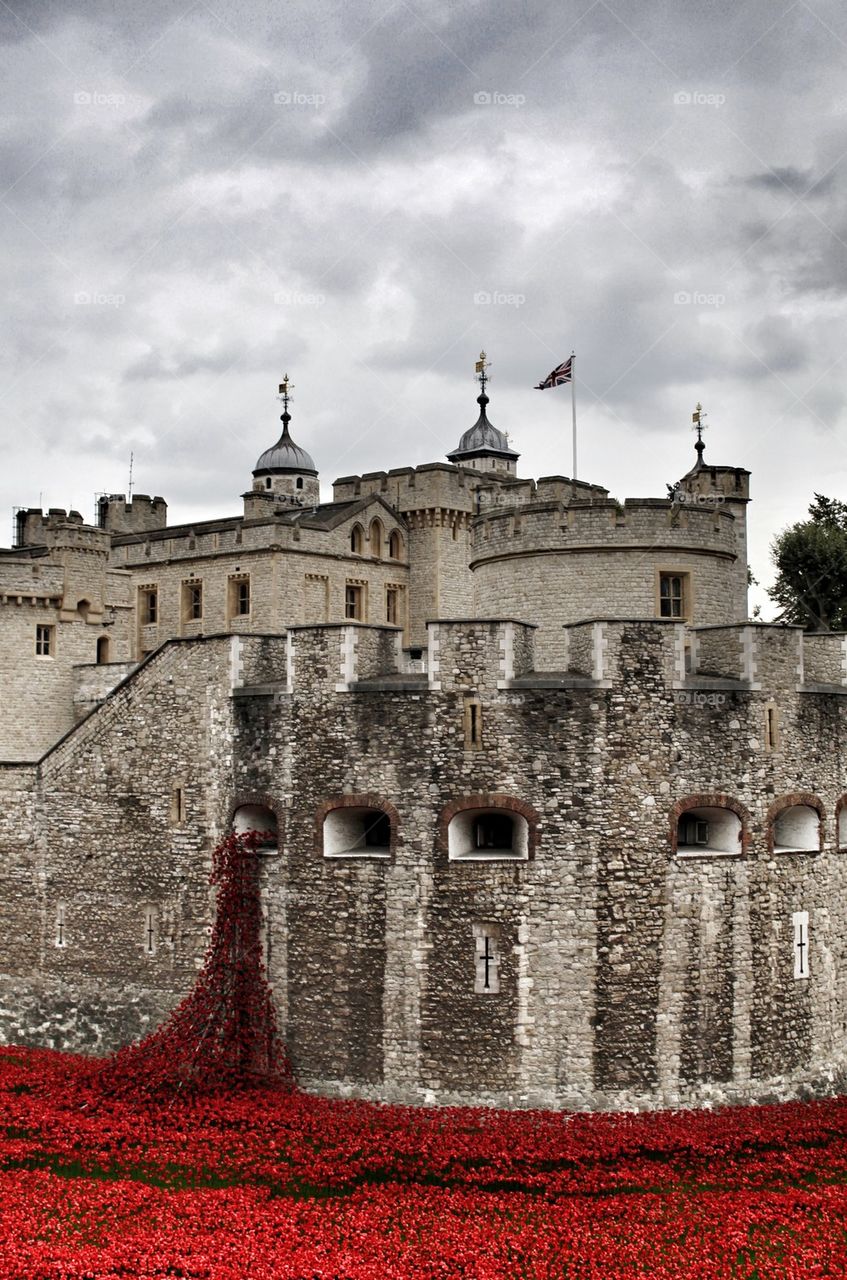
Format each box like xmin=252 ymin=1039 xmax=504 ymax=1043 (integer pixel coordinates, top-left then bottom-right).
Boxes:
xmin=692 ymin=401 xmax=707 ymax=461
xmin=278 ymin=375 xmax=294 ymax=432
xmin=474 ymin=350 xmax=490 ymax=400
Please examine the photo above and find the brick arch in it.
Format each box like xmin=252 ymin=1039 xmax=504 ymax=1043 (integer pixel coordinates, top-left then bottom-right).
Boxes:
xmin=668 ymin=793 xmax=751 ymax=855
xmin=835 ymin=793 xmax=847 ymax=848
xmin=766 ymin=792 xmax=825 ymax=854
xmin=315 ymin=794 xmax=400 ymax=858
xmin=228 ymin=792 xmax=283 ymax=847
xmin=437 ymin=794 xmax=541 ymax=860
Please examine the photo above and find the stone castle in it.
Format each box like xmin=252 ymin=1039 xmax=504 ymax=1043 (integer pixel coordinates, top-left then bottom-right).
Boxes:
xmin=1 ymin=366 xmax=845 ymax=1111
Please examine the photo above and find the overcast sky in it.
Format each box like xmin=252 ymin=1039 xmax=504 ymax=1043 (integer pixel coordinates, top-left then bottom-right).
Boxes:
xmin=2 ymin=0 xmax=846 ymax=615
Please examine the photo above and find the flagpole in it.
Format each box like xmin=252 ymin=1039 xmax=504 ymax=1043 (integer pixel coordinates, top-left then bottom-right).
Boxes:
xmin=571 ymin=351 xmax=577 ymax=480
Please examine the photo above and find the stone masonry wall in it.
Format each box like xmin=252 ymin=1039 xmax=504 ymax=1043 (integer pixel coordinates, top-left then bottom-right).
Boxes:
xmin=2 ymin=620 xmax=846 ymax=1112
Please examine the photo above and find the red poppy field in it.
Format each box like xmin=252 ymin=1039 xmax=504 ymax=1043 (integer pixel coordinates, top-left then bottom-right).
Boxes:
xmin=2 ymin=1045 xmax=847 ymax=1279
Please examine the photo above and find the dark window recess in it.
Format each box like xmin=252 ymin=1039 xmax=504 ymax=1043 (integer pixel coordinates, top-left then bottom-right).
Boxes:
xmin=680 ymin=817 xmax=709 ymax=845
xmin=474 ymin=814 xmax=515 ymax=850
xmin=363 ymin=812 xmax=391 ymax=847
xmin=660 ymin=574 xmax=684 ymax=618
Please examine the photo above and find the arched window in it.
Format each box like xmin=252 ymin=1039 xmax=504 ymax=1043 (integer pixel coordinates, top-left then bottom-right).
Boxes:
xmin=96 ymin=635 xmax=110 ymax=664
xmin=671 ymin=796 xmax=747 ymax=857
xmin=676 ymin=806 xmax=742 ymax=855
xmin=771 ymin=799 xmax=822 ymax=853
xmin=265 ymin=477 xmax=272 ymax=489
xmin=296 ymin=476 xmax=303 ymax=490
xmin=233 ymin=803 xmax=278 ymax=853
xmin=350 ymin=524 xmax=364 ymax=554
xmin=389 ymin=530 xmax=403 ymax=560
xmin=76 ymin=598 xmax=92 ymax=622
xmin=319 ymin=796 xmax=396 ymax=858
xmin=369 ymin=518 xmax=383 ymax=558
xmin=442 ymin=796 xmax=538 ymax=861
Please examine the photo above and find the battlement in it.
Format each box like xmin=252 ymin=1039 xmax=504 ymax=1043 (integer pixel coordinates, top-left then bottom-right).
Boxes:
xmin=96 ymin=493 xmax=168 ymax=536
xmin=15 ymin=507 xmax=88 ymax=548
xmin=675 ymin=462 xmax=751 ymax=506
xmin=471 ymin=497 xmax=739 ymax=563
xmin=333 ymin=464 xmax=612 ymax=517
xmin=224 ymin=618 xmax=847 ymax=704
xmin=12 ymin=510 xmax=112 ymax=558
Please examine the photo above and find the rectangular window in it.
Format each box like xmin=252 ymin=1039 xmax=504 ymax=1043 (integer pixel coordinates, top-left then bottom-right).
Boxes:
xmin=55 ymin=903 xmax=66 ymax=948
xmin=386 ymin=587 xmax=398 ymax=625
xmin=345 ymin=584 xmax=363 ymax=620
xmin=765 ymin=702 xmax=780 ymax=752
xmin=170 ymin=784 xmax=186 ymax=825
xmin=144 ymin=907 xmax=157 ymax=956
xmin=659 ymin=572 xmax=688 ymax=619
xmin=793 ymin=910 xmax=809 ymax=979
xmin=464 ymin=696 xmax=483 ymax=750
xmin=182 ymin=580 xmax=203 ymax=621
xmin=680 ymin=817 xmax=709 ymax=846
xmin=35 ymin=624 xmax=54 ymax=657
xmin=140 ymin=588 xmax=158 ymax=625
xmin=473 ymin=922 xmax=501 ymax=994
xmin=228 ymin=575 xmax=251 ymax=619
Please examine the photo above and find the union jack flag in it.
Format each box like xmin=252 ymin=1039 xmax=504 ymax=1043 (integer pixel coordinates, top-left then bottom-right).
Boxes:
xmin=535 ymin=356 xmax=573 ymax=389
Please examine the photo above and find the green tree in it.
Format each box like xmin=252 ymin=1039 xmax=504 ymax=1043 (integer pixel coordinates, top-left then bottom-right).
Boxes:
xmin=770 ymin=494 xmax=847 ymax=630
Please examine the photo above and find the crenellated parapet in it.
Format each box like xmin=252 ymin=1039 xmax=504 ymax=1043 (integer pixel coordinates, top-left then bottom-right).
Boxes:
xmin=471 ymin=498 xmax=740 ymax=562
xmin=221 ymin=618 xmax=847 ymax=706
xmin=96 ymin=494 xmax=168 ymax=536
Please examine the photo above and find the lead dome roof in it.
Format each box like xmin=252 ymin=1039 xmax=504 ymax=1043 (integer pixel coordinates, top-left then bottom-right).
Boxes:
xmin=253 ymin=413 xmax=318 ymax=475
xmin=447 ymin=392 xmax=519 ymax=462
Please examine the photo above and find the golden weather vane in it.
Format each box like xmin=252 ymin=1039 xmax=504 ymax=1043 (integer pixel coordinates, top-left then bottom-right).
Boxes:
xmin=474 ymin=350 xmax=491 ymax=395
xmin=278 ymin=375 xmax=294 ymax=419
xmin=692 ymin=402 xmax=708 ymax=459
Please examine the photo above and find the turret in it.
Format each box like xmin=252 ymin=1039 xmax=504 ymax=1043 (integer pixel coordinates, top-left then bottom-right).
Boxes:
xmin=96 ymin=494 xmax=168 ymax=536
xmin=673 ymin=404 xmax=751 ymax=620
xmin=245 ymin=375 xmax=320 ymax=517
xmin=446 ymin=352 xmax=519 ymax=476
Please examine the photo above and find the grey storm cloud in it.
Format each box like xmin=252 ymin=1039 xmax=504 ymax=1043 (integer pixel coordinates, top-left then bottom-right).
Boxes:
xmin=745 ymin=166 xmax=837 ymax=197
xmin=2 ymin=0 xmax=847 ymax=617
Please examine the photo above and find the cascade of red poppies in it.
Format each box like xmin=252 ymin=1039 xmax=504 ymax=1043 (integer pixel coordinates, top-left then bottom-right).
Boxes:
xmin=96 ymin=829 xmax=291 ymax=1099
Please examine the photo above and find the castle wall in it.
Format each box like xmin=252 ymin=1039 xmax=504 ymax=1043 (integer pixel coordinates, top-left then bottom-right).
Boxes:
xmin=4 ymin=620 xmax=846 ymax=1111
xmin=0 ymin=637 xmax=247 ymax=1050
